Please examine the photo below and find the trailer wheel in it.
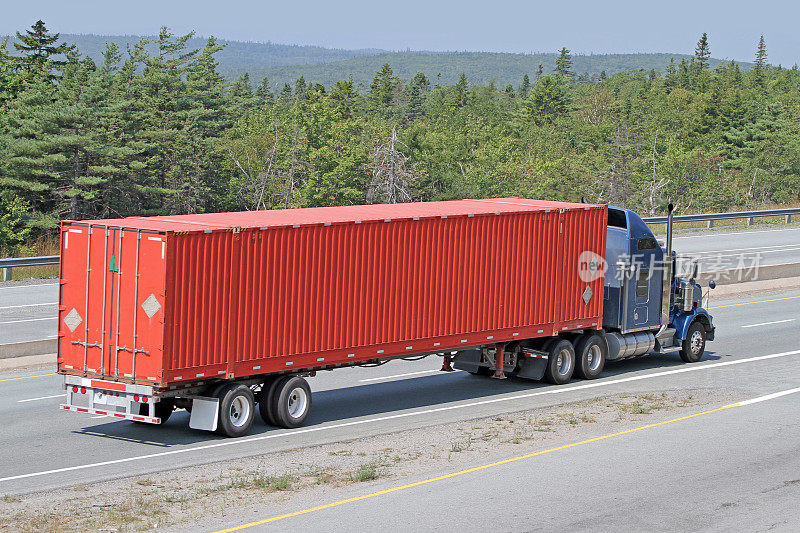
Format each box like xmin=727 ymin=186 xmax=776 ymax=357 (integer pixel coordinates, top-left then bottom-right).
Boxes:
xmin=573 ymin=334 xmax=606 ymax=380
xmin=544 ymin=339 xmax=575 ymax=385
xmin=136 ymin=398 xmax=174 ymax=424
xmin=257 ymin=376 xmax=284 ymax=426
xmin=680 ymin=322 xmax=706 ymax=363
xmin=273 ymin=376 xmax=312 ymax=429
xmin=216 ymin=384 xmax=255 ymax=437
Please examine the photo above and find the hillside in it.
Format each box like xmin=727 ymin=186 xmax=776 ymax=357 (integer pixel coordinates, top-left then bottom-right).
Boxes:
xmin=13 ymin=34 xmax=753 ymax=88
xmin=250 ymin=51 xmax=752 ymax=88
xmin=58 ymin=33 xmax=384 ymax=72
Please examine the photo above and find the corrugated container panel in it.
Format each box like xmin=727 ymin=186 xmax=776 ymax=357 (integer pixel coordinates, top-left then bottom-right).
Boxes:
xmin=58 ymin=198 xmax=608 ymax=387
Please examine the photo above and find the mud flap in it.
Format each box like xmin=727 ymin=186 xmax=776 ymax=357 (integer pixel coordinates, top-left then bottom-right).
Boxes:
xmin=452 ymin=349 xmax=483 ymax=373
xmin=189 ymin=397 xmax=219 ymax=431
xmin=516 ymin=353 xmax=548 ymax=380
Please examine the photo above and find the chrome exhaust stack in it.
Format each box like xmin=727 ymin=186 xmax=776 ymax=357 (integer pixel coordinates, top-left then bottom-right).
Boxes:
xmin=659 ymin=203 xmax=675 ymax=329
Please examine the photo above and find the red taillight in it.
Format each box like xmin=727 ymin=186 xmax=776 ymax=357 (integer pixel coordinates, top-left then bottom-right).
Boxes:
xmin=80 ymin=387 xmax=86 ymax=394
xmin=72 ymin=386 xmax=78 ymax=393
xmin=133 ymin=394 xmax=139 ymax=402
xmin=141 ymin=396 xmax=148 ymax=403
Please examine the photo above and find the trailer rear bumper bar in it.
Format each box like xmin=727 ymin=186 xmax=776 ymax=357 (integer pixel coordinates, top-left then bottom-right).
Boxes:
xmin=59 ymin=404 xmax=161 ymax=424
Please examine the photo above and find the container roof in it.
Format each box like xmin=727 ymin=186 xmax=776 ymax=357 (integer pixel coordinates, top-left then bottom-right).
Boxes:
xmin=66 ymin=198 xmax=601 ymax=232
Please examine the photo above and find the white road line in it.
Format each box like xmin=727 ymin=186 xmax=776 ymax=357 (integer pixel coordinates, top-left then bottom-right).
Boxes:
xmin=737 ymin=387 xmax=800 ymax=406
xmin=360 ymin=370 xmax=440 ymax=382
xmin=687 ymin=243 xmax=800 ymax=255
xmin=16 ymin=394 xmax=64 ymax=403
xmin=672 ymin=227 xmax=800 ymax=240
xmin=0 ymin=317 xmax=55 ymax=325
xmin=0 ymin=302 xmax=57 ymax=310
xmin=1 ymin=348 xmax=799 ymax=485
xmin=741 ymin=319 xmax=796 ymax=328
xmin=0 ymin=283 xmax=58 ymax=291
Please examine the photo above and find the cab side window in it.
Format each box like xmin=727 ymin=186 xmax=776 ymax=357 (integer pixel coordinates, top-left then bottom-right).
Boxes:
xmin=637 ymin=237 xmax=658 ymax=251
xmin=636 ymin=268 xmax=650 ymax=298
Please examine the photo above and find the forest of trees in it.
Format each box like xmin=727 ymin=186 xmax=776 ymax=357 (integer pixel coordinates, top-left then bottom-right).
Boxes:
xmin=1 ymin=21 xmax=799 ymax=255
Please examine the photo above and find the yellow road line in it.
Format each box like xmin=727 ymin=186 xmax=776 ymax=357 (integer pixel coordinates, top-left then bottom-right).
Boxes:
xmin=0 ymin=373 xmax=55 ymax=383
xmin=709 ymin=295 xmax=800 ymax=309
xmin=213 ymin=403 xmax=739 ymax=532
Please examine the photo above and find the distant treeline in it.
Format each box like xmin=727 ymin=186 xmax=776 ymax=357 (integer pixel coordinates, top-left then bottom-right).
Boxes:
xmin=0 ymin=23 xmax=797 ymax=254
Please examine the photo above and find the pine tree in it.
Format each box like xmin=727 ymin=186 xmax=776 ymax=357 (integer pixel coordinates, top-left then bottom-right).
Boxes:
xmin=255 ymin=76 xmax=273 ymax=105
xmin=370 ymin=63 xmax=397 ymax=108
xmin=529 ymin=75 xmax=568 ymax=122
xmin=294 ymin=75 xmax=307 ymax=101
xmin=535 ymin=63 xmax=543 ymax=80
xmin=455 ymin=73 xmax=469 ymax=107
xmin=410 ymin=71 xmax=430 ymax=92
xmin=406 ymin=83 xmax=424 ymax=121
xmin=754 ymin=34 xmax=768 ymax=83
xmin=554 ymin=47 xmax=574 ymax=79
xmin=14 ymin=20 xmax=76 ymax=75
xmin=520 ymin=74 xmax=531 ymax=97
xmin=695 ymin=33 xmax=711 ymax=70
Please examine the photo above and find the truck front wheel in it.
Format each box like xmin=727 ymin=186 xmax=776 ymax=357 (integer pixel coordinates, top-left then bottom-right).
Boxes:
xmin=680 ymin=322 xmax=706 ymax=363
xmin=216 ymin=384 xmax=255 ymax=437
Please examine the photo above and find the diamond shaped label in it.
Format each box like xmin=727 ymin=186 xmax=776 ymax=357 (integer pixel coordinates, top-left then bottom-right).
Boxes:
xmin=141 ymin=293 xmax=161 ymax=318
xmin=582 ymin=285 xmax=593 ymax=305
xmin=63 ymin=308 xmax=82 ymax=332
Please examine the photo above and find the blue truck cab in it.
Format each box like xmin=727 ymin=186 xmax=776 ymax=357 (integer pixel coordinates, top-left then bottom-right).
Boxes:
xmin=602 ymin=205 xmax=715 ymax=363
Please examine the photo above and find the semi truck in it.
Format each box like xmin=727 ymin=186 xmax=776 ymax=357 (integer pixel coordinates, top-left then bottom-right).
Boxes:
xmin=57 ymin=198 xmax=715 ymax=437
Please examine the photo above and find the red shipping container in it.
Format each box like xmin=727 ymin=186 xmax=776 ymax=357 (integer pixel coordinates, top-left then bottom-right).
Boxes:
xmin=57 ymin=198 xmax=607 ymax=387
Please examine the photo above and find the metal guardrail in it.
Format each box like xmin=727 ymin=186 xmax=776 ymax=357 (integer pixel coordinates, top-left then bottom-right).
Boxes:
xmin=0 ymin=255 xmax=59 ymax=282
xmin=643 ymin=207 xmax=799 ymax=226
xmin=0 ymin=208 xmax=797 ymax=281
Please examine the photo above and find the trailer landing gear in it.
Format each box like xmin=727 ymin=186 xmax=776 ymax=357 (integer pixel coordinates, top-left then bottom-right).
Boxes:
xmin=492 ymin=343 xmax=507 ymax=380
xmin=441 ymin=354 xmax=454 ymax=372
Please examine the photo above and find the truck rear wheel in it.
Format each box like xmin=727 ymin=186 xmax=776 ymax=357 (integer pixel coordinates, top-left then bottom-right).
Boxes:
xmin=216 ymin=384 xmax=255 ymax=437
xmin=544 ymin=339 xmax=575 ymax=385
xmin=574 ymin=334 xmax=606 ymax=380
xmin=680 ymin=322 xmax=706 ymax=363
xmin=273 ymin=376 xmax=312 ymax=429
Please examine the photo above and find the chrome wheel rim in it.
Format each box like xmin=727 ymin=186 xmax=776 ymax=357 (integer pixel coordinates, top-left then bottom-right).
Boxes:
xmin=690 ymin=330 xmax=704 ymax=355
xmin=556 ymin=349 xmax=572 ymax=376
xmin=587 ymin=345 xmax=602 ymax=371
xmin=229 ymin=395 xmax=250 ymax=428
xmin=287 ymin=387 xmax=308 ymax=419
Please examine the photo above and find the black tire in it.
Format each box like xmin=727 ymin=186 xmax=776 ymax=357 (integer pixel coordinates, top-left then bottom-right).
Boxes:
xmin=257 ymin=376 xmax=285 ymax=426
xmin=544 ymin=338 xmax=575 ymax=385
xmin=573 ymin=333 xmax=607 ymax=380
xmin=273 ymin=376 xmax=312 ymax=429
xmin=136 ymin=398 xmax=174 ymax=424
xmin=216 ymin=384 xmax=255 ymax=437
xmin=680 ymin=321 xmax=706 ymax=363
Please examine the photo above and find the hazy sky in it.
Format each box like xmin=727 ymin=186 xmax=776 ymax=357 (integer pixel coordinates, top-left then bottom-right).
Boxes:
xmin=2 ymin=0 xmax=796 ymax=66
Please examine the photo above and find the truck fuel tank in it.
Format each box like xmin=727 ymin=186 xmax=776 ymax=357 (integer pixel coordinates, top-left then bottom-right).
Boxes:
xmin=605 ymin=331 xmax=656 ymax=360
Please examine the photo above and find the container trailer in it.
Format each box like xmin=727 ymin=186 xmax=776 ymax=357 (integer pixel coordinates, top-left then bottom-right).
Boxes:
xmin=57 ymin=198 xmax=715 ymax=437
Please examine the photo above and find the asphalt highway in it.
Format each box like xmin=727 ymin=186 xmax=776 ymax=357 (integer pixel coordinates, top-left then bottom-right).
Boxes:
xmin=1 ymin=224 xmax=798 ymax=345
xmin=0 ymin=288 xmax=798 ymax=506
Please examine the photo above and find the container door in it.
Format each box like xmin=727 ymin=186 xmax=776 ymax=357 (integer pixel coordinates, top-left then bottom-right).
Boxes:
xmin=59 ymin=225 xmax=166 ymax=381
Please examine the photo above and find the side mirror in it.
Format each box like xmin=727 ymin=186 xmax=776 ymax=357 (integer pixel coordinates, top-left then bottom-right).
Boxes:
xmin=709 ymin=280 xmax=716 ymax=290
